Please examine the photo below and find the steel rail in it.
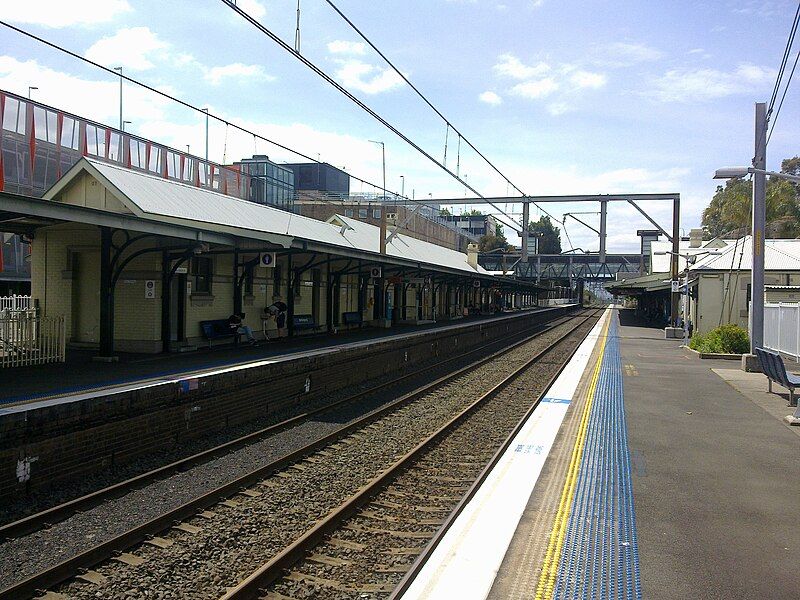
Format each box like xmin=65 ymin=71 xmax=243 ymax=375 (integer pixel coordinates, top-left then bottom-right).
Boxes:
xmin=391 ymin=307 xmax=605 ymax=599
xmin=0 ymin=309 xmax=581 ymax=600
xmin=0 ymin=310 xmax=572 ymax=542
xmin=219 ymin=309 xmax=602 ymax=600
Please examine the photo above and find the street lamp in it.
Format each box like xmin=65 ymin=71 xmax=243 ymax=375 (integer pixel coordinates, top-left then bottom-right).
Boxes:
xmin=400 ymin=175 xmax=405 ymax=200
xmin=714 ymin=166 xmax=800 ymax=183
xmin=113 ymin=66 xmax=123 ymax=130
xmin=27 ymin=86 xmax=38 ymax=99
xmin=201 ymin=108 xmax=209 ymax=162
xmin=368 ymin=139 xmax=386 ymax=254
xmin=712 ymin=101 xmax=799 ymax=370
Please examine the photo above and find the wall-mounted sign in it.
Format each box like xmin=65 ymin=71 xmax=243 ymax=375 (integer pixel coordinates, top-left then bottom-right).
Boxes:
xmin=671 ymin=280 xmax=680 ymax=293
xmin=370 ymin=267 xmax=382 ymax=278
xmin=145 ymin=280 xmax=156 ymax=299
xmin=175 ymin=266 xmax=188 ymax=274
xmin=260 ymin=252 xmax=276 ymax=267
xmin=473 ymin=280 xmax=481 ymax=288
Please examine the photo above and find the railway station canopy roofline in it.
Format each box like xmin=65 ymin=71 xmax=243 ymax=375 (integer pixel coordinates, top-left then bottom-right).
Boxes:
xmin=8 ymin=157 xmax=546 ymax=289
xmin=605 ymin=272 xmax=672 ymax=296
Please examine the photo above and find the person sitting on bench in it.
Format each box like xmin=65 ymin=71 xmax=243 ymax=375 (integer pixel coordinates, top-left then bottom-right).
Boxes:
xmin=228 ymin=312 xmax=258 ymax=345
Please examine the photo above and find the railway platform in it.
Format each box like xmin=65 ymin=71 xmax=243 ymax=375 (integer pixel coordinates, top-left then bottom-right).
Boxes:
xmin=399 ymin=307 xmax=800 ymax=600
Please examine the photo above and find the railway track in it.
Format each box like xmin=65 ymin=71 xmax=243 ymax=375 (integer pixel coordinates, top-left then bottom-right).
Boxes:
xmin=221 ymin=309 xmax=602 ymax=600
xmin=0 ymin=310 xmax=570 ymax=598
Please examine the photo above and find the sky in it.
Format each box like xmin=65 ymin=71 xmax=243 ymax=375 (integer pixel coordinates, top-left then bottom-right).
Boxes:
xmin=1 ymin=0 xmax=798 ymax=253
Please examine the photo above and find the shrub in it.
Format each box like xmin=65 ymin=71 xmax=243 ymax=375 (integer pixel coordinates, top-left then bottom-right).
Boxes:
xmin=689 ymin=324 xmax=749 ymax=354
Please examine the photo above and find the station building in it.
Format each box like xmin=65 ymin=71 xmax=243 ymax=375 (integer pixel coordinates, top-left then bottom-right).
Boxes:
xmin=608 ymin=233 xmax=800 ymax=334
xmin=3 ymin=157 xmax=543 ymax=356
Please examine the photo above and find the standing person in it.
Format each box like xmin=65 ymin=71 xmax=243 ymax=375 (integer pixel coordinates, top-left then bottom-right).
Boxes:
xmin=267 ymin=299 xmax=289 ymax=339
xmin=228 ymin=312 xmax=258 ymax=345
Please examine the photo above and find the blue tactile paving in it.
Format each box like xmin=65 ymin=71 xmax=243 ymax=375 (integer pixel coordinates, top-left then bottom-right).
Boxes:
xmin=553 ymin=314 xmax=641 ymax=600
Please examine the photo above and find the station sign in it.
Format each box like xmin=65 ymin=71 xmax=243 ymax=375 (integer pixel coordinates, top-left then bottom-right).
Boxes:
xmin=144 ymin=280 xmax=156 ymax=299
xmin=370 ymin=267 xmax=382 ymax=278
xmin=671 ymin=280 xmax=680 ymax=293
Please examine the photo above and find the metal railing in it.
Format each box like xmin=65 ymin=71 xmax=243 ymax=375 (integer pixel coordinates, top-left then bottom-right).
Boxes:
xmin=0 ymin=294 xmax=32 ymax=312
xmin=0 ymin=312 xmax=65 ymax=368
xmin=764 ymin=302 xmax=800 ymax=362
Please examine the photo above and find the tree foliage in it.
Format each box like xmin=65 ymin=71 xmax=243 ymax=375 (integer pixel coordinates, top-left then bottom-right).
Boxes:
xmin=702 ymin=156 xmax=800 ymax=238
xmin=529 ymin=216 xmax=562 ymax=254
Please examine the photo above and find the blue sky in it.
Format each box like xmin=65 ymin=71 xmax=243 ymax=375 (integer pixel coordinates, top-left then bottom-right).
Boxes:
xmin=1 ymin=0 xmax=798 ymax=252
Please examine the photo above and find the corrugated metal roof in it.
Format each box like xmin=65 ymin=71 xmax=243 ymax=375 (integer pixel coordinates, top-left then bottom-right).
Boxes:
xmin=690 ymin=236 xmax=800 ymax=272
xmin=649 ymin=239 xmax=732 ymax=273
xmin=60 ymin=159 xmax=488 ymax=276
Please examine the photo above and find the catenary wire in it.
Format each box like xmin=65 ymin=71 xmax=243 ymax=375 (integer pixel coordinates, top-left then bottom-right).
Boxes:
xmin=220 ymin=0 xmax=526 ymax=233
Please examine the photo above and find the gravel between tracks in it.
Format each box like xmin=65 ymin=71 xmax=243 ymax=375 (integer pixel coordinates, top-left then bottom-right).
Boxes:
xmin=270 ymin=316 xmax=599 ymax=599
xmin=2 ymin=312 xmax=593 ymax=599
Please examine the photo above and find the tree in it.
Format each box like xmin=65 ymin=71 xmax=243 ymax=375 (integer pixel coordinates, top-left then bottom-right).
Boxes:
xmin=439 ymin=207 xmax=451 ymax=217
xmin=463 ymin=209 xmax=484 ymax=217
xmin=702 ymin=169 xmax=800 ymax=238
xmin=529 ymin=216 xmax=562 ymax=254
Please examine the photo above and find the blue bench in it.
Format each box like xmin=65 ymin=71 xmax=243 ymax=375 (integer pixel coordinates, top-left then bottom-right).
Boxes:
xmin=292 ymin=314 xmax=321 ymax=334
xmin=200 ymin=319 xmax=240 ymax=348
xmin=755 ymin=347 xmax=800 ymax=407
xmin=342 ymin=311 xmax=363 ymax=326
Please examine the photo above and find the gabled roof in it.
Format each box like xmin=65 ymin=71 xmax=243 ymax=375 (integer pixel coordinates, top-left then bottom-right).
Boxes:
xmin=44 ymin=158 xmax=489 ymax=277
xmin=690 ymin=236 xmax=800 ymax=272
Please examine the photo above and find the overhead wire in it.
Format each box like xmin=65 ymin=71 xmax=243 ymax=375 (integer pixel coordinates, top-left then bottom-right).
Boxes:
xmin=767 ymin=44 xmax=800 ymax=145
xmin=319 ymin=0 xmax=560 ymax=224
xmin=768 ymin=2 xmax=800 ymax=115
xmin=0 ymin=20 xmax=427 ymax=213
xmin=219 ymin=1 xmax=525 ymax=235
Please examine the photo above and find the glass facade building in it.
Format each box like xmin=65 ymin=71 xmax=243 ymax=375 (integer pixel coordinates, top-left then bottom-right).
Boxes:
xmin=235 ymin=155 xmax=296 ymax=211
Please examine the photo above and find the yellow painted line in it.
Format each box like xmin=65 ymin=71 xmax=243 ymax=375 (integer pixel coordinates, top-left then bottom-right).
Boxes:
xmin=534 ymin=314 xmax=611 ymax=600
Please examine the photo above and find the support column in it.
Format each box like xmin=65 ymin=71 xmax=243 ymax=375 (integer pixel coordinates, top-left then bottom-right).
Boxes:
xmin=287 ymin=253 xmax=295 ymax=337
xmin=233 ymin=249 xmax=242 ymax=316
xmin=161 ymin=249 xmax=171 ymax=353
xmin=98 ymin=227 xmax=115 ymax=358
xmin=599 ymin=199 xmax=608 ymax=263
xmin=521 ymin=201 xmax=530 ymax=260
xmin=670 ymin=196 xmax=681 ymax=327
xmin=750 ymin=102 xmax=767 ymax=358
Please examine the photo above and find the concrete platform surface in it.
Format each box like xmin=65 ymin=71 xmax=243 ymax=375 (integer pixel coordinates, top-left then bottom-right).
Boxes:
xmin=620 ymin=309 xmax=800 ymax=599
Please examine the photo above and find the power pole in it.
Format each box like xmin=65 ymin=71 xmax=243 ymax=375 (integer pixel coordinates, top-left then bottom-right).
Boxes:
xmin=521 ymin=201 xmax=530 ymax=260
xmin=748 ymin=102 xmax=767 ymax=367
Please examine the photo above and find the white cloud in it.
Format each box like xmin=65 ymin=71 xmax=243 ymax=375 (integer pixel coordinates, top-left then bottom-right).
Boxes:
xmin=3 ymin=0 xmax=131 ymax=28
xmin=547 ymin=102 xmax=571 ymax=116
xmin=85 ymin=27 xmax=168 ymax=71
xmin=493 ymin=54 xmax=550 ymax=79
xmin=479 ymin=91 xmax=503 ymax=105
xmin=594 ymin=42 xmax=663 ymax=67
xmin=327 ymin=40 xmax=367 ymax=55
xmin=204 ymin=63 xmax=275 ymax=85
xmin=646 ymin=63 xmax=775 ymax=102
xmin=0 ymin=56 xmax=169 ymax=122
xmin=570 ymin=70 xmax=606 ymax=89
xmin=237 ymin=0 xmax=266 ymax=19
xmin=510 ymin=78 xmax=558 ymax=99
xmin=334 ymin=60 xmax=404 ymax=94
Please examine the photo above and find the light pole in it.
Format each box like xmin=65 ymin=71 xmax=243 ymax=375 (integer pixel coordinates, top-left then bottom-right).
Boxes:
xmin=27 ymin=86 xmax=38 ymax=99
xmin=400 ymin=175 xmax=405 ymax=203
xmin=201 ymin=108 xmax=209 ymax=162
xmin=113 ymin=66 xmax=123 ymax=130
xmin=122 ymin=120 xmax=132 ymax=132
xmin=712 ymin=103 xmax=800 ymax=370
xmin=368 ymin=140 xmax=386 ymax=254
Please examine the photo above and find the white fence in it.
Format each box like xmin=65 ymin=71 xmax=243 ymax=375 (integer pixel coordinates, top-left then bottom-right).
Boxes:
xmin=0 ymin=313 xmax=66 ymax=368
xmin=0 ymin=294 xmax=32 ymax=312
xmin=764 ymin=302 xmax=800 ymax=361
